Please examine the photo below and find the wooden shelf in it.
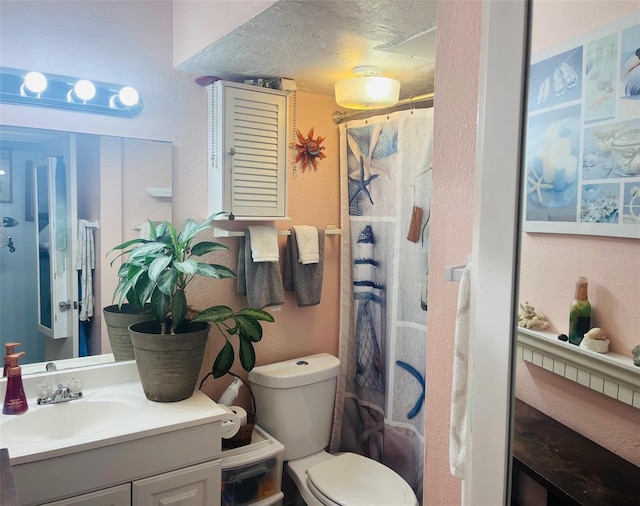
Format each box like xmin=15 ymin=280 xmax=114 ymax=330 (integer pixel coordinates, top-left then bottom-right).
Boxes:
xmin=516 ymin=328 xmax=640 ymax=409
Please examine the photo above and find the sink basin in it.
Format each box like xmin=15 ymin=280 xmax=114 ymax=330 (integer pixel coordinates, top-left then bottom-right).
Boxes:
xmin=1 ymin=398 xmax=136 ymax=443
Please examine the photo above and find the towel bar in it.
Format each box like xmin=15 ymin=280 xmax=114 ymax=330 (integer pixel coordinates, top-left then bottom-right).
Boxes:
xmin=444 ymin=263 xmax=467 ymax=282
xmin=213 ymin=226 xmax=341 ymax=238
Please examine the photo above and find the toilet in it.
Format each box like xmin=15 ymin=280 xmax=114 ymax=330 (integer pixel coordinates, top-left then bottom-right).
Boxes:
xmin=248 ymin=353 xmax=419 ymax=506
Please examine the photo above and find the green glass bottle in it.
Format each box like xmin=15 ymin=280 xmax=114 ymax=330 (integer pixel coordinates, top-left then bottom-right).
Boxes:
xmin=568 ymin=277 xmax=591 ymax=346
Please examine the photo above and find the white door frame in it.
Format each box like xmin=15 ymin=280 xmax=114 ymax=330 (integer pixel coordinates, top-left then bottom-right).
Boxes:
xmin=466 ymin=1 xmax=529 ymax=504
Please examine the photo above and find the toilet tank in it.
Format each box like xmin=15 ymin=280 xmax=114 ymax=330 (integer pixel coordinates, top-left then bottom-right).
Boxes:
xmin=248 ymin=353 xmax=340 ymax=461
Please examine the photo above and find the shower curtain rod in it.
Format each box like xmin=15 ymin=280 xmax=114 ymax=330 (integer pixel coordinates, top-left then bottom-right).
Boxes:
xmin=331 ymin=92 xmax=435 ymax=124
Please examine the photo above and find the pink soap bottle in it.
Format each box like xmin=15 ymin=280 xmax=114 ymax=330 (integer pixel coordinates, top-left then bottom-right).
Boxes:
xmin=3 ymin=342 xmax=21 ymax=377
xmin=3 ymin=351 xmax=28 ymax=415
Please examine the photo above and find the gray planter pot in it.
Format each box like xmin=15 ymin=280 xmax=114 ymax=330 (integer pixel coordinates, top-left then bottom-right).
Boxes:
xmin=103 ymin=304 xmax=153 ymax=361
xmin=129 ymin=320 xmax=210 ymax=402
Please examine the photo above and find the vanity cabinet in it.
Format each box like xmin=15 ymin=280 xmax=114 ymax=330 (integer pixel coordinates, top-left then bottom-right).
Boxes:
xmin=13 ymin=423 xmax=222 ymax=506
xmin=41 ymin=461 xmax=221 ymax=506
xmin=207 ymin=80 xmax=289 ymax=220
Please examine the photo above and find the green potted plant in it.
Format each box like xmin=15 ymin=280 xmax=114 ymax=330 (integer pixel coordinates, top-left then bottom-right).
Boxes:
xmin=102 ymin=302 xmax=152 ymax=362
xmin=108 ymin=213 xmax=274 ymax=402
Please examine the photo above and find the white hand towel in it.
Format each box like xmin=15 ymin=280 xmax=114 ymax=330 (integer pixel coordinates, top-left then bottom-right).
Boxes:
xmin=449 ymin=261 xmax=472 ymax=480
xmin=76 ymin=219 xmax=96 ymax=321
xmin=293 ymin=225 xmax=319 ymax=264
xmin=247 ymin=226 xmax=279 ymax=262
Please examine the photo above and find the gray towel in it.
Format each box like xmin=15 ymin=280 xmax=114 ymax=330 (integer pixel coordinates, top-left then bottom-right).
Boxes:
xmin=284 ymin=228 xmax=325 ymax=307
xmin=237 ymin=231 xmax=284 ymax=309
xmin=237 ymin=238 xmax=247 ymax=296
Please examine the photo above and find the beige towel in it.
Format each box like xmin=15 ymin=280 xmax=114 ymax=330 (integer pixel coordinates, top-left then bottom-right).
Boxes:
xmin=293 ymin=225 xmax=319 ymax=264
xmin=449 ymin=261 xmax=472 ymax=479
xmin=247 ymin=226 xmax=279 ymax=262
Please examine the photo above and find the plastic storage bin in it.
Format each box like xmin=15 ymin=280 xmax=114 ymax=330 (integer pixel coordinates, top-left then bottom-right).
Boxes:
xmin=221 ymin=425 xmax=284 ymax=506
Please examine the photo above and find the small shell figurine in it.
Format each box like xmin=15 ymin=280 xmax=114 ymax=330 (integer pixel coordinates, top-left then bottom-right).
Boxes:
xmin=632 ymin=345 xmax=640 ymax=367
xmin=517 ymin=301 xmax=550 ymax=331
xmin=579 ymin=327 xmax=610 ymax=353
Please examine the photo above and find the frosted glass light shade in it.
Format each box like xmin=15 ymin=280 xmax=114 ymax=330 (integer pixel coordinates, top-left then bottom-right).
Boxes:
xmin=118 ymin=86 xmax=140 ymax=107
xmin=74 ymin=80 xmax=96 ymax=101
xmin=335 ymin=74 xmax=400 ymax=110
xmin=23 ymin=72 xmax=47 ymax=94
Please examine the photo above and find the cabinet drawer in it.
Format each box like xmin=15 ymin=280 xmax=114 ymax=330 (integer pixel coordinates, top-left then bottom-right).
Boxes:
xmin=42 ymin=484 xmax=131 ymax=506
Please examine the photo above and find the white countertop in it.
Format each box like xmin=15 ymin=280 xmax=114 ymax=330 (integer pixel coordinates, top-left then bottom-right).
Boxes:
xmin=0 ymin=381 xmax=227 ymax=465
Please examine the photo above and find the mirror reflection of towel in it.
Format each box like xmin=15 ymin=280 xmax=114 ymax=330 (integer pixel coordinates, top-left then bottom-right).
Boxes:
xmin=284 ymin=228 xmax=324 ymax=307
xmin=77 ymin=219 xmax=95 ymax=321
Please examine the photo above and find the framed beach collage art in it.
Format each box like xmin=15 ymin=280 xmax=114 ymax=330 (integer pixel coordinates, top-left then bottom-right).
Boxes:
xmin=522 ymin=12 xmax=640 ymax=239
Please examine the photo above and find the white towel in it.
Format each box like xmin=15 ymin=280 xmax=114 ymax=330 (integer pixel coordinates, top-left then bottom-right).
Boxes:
xmin=449 ymin=261 xmax=472 ymax=479
xmin=293 ymin=225 xmax=319 ymax=264
xmin=138 ymin=222 xmax=152 ymax=240
xmin=76 ymin=219 xmax=96 ymax=321
xmin=247 ymin=226 xmax=279 ymax=262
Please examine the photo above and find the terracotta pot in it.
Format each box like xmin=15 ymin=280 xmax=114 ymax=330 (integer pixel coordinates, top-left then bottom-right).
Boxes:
xmin=103 ymin=304 xmax=153 ymax=361
xmin=128 ymin=320 xmax=210 ymax=402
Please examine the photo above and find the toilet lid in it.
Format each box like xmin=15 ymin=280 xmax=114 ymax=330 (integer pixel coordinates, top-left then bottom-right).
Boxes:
xmin=307 ymin=453 xmax=417 ymax=506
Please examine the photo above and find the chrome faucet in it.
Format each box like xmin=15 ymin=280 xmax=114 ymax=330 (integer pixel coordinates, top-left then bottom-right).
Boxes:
xmin=36 ymin=380 xmax=83 ymax=405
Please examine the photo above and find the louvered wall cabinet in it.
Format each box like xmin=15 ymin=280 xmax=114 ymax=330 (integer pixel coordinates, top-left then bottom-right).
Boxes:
xmin=208 ymin=80 xmax=290 ymax=220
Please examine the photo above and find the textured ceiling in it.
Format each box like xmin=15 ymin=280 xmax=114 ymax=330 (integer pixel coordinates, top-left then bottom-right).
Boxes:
xmin=178 ymin=0 xmax=438 ymax=101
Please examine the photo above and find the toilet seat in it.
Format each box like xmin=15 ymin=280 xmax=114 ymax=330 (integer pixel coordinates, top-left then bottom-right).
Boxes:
xmin=306 ymin=453 xmax=418 ymax=506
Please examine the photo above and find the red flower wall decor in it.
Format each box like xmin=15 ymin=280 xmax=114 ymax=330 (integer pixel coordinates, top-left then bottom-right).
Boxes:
xmin=295 ymin=127 xmax=326 ymax=171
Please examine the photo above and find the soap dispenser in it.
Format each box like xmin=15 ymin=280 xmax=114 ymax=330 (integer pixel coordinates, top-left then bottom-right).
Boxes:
xmin=3 ymin=351 xmax=28 ymax=414
xmin=3 ymin=342 xmax=21 ymax=377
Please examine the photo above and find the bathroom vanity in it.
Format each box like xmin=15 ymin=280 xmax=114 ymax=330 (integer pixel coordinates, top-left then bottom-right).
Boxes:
xmin=0 ymin=361 xmax=228 ymax=506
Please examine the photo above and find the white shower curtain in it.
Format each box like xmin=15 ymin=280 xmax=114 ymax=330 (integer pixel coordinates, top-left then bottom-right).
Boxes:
xmin=331 ymin=108 xmax=434 ymax=504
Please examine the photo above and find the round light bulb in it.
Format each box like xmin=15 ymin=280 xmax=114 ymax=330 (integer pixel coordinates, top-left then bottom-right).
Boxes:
xmin=118 ymin=86 xmax=139 ymax=107
xmin=74 ymin=79 xmax=96 ymax=101
xmin=24 ymin=71 xmax=48 ymax=94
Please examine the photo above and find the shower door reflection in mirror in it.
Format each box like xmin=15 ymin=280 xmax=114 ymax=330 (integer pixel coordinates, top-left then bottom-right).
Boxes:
xmin=0 ymin=127 xmax=173 ymax=369
xmin=35 ymin=155 xmax=74 ymax=340
xmin=511 ymin=3 xmax=640 ymax=505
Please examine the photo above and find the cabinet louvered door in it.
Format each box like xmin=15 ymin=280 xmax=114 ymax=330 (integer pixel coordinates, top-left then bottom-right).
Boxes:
xmin=208 ymin=81 xmax=288 ymax=219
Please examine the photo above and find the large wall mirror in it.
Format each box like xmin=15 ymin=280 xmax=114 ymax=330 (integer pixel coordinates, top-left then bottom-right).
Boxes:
xmin=511 ymin=2 xmax=639 ymax=504
xmin=0 ymin=125 xmax=173 ymax=373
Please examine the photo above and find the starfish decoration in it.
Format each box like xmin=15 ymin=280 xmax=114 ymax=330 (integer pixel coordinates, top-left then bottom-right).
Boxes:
xmin=527 ymin=167 xmax=553 ymax=204
xmin=349 ymin=154 xmax=379 ymax=205
xmin=295 ymin=127 xmax=326 ymax=171
xmin=347 ymin=126 xmax=385 ymax=207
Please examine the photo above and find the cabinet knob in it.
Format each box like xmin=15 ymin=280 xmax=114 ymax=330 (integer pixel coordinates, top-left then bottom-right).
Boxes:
xmin=227 ymin=147 xmax=236 ymax=156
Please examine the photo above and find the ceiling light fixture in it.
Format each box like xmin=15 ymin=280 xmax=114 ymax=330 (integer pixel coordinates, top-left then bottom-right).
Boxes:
xmin=0 ymin=67 xmax=143 ymax=118
xmin=335 ymin=66 xmax=401 ymax=110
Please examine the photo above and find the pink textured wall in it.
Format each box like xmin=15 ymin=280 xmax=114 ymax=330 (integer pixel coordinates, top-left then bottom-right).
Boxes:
xmin=425 ymin=1 xmax=482 ymax=504
xmin=182 ymin=91 xmax=342 ymax=401
xmin=516 ymin=1 xmax=640 ymax=467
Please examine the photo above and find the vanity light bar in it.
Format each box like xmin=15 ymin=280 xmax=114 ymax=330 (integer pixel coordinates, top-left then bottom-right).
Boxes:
xmin=0 ymin=67 xmax=143 ymax=118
